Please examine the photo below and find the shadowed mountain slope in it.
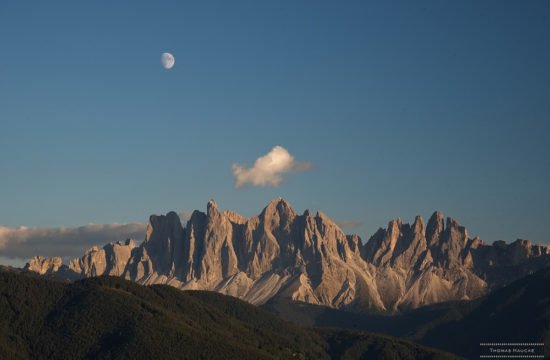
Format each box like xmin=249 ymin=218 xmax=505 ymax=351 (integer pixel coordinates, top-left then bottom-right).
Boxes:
xmin=263 ymin=266 xmax=550 ymax=358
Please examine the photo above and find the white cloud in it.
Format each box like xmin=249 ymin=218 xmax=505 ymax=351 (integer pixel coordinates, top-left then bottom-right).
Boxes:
xmin=232 ymin=146 xmax=312 ymax=188
xmin=0 ymin=223 xmax=146 ymax=261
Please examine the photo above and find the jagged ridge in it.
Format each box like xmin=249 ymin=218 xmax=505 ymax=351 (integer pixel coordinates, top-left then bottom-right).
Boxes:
xmin=26 ymin=198 xmax=550 ymax=312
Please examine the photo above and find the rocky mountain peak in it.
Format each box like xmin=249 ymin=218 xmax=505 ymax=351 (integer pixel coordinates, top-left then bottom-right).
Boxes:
xmin=388 ymin=218 xmax=402 ymax=233
xmin=430 ymin=210 xmax=444 ymax=221
xmin=25 ymin=202 xmax=550 ymax=314
xmin=426 ymin=211 xmax=445 ymax=247
xmin=188 ymin=210 xmax=207 ymax=224
xmin=263 ymin=197 xmax=294 ymax=214
xmin=315 ymin=210 xmax=334 ymax=224
xmin=493 ymin=240 xmax=507 ymax=248
xmin=412 ymin=215 xmax=425 ymax=233
xmin=24 ymin=256 xmax=62 ymax=275
xmin=207 ymin=199 xmax=219 ymax=216
xmin=260 ymin=197 xmax=296 ymax=228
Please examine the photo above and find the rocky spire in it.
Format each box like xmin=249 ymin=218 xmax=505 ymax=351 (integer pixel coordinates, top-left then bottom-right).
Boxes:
xmin=207 ymin=199 xmax=219 ymax=217
xmin=426 ymin=211 xmax=444 ymax=248
xmin=142 ymin=211 xmax=185 ymax=276
xmin=25 ymin=256 xmax=62 ymax=275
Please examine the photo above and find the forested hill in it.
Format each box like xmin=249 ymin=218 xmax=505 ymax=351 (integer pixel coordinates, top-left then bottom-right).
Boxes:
xmin=0 ymin=270 xmax=457 ymax=359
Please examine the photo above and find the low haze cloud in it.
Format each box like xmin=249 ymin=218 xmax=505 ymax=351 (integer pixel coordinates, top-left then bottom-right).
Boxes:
xmin=178 ymin=211 xmax=193 ymax=222
xmin=232 ymin=146 xmax=312 ymax=188
xmin=0 ymin=223 xmax=146 ymax=261
xmin=336 ymin=220 xmax=364 ymax=230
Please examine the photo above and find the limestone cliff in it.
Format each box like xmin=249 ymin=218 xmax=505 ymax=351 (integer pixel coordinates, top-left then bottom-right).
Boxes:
xmin=25 ymin=199 xmax=550 ymax=312
xmin=25 ymin=256 xmax=63 ymax=275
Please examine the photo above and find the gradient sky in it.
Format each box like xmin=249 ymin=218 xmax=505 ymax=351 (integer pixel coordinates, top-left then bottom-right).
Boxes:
xmin=1 ymin=1 xmax=549 ymax=264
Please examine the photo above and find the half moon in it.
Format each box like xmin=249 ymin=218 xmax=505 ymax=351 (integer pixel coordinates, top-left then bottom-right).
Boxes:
xmin=161 ymin=52 xmax=175 ymax=69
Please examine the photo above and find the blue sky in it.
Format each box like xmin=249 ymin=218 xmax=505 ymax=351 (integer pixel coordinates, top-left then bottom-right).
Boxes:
xmin=0 ymin=1 xmax=549 ymax=264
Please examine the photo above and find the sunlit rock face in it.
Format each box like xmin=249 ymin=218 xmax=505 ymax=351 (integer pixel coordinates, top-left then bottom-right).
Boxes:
xmin=25 ymin=256 xmax=63 ymax=275
xmin=26 ymin=199 xmax=550 ymax=313
xmin=69 ymin=239 xmax=136 ymax=277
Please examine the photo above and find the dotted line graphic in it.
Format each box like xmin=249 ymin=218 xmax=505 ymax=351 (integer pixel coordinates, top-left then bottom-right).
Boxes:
xmin=479 ymin=343 xmax=545 ymax=346
xmin=479 ymin=356 xmax=545 ymax=359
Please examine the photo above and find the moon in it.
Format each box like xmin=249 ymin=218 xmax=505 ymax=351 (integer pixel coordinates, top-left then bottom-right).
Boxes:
xmin=161 ymin=52 xmax=175 ymax=69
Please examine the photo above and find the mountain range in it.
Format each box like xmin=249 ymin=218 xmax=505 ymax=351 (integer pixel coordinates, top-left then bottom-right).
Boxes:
xmin=26 ymin=198 xmax=550 ymax=312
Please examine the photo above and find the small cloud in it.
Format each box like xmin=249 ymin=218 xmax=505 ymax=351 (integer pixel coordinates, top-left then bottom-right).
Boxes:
xmin=0 ymin=223 xmax=146 ymax=262
xmin=336 ymin=220 xmax=364 ymax=230
xmin=232 ymin=145 xmax=312 ymax=188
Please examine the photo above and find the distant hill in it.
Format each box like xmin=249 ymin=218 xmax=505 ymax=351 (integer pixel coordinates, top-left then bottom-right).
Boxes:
xmin=263 ymin=266 xmax=550 ymax=358
xmin=0 ymin=270 xmax=458 ymax=359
